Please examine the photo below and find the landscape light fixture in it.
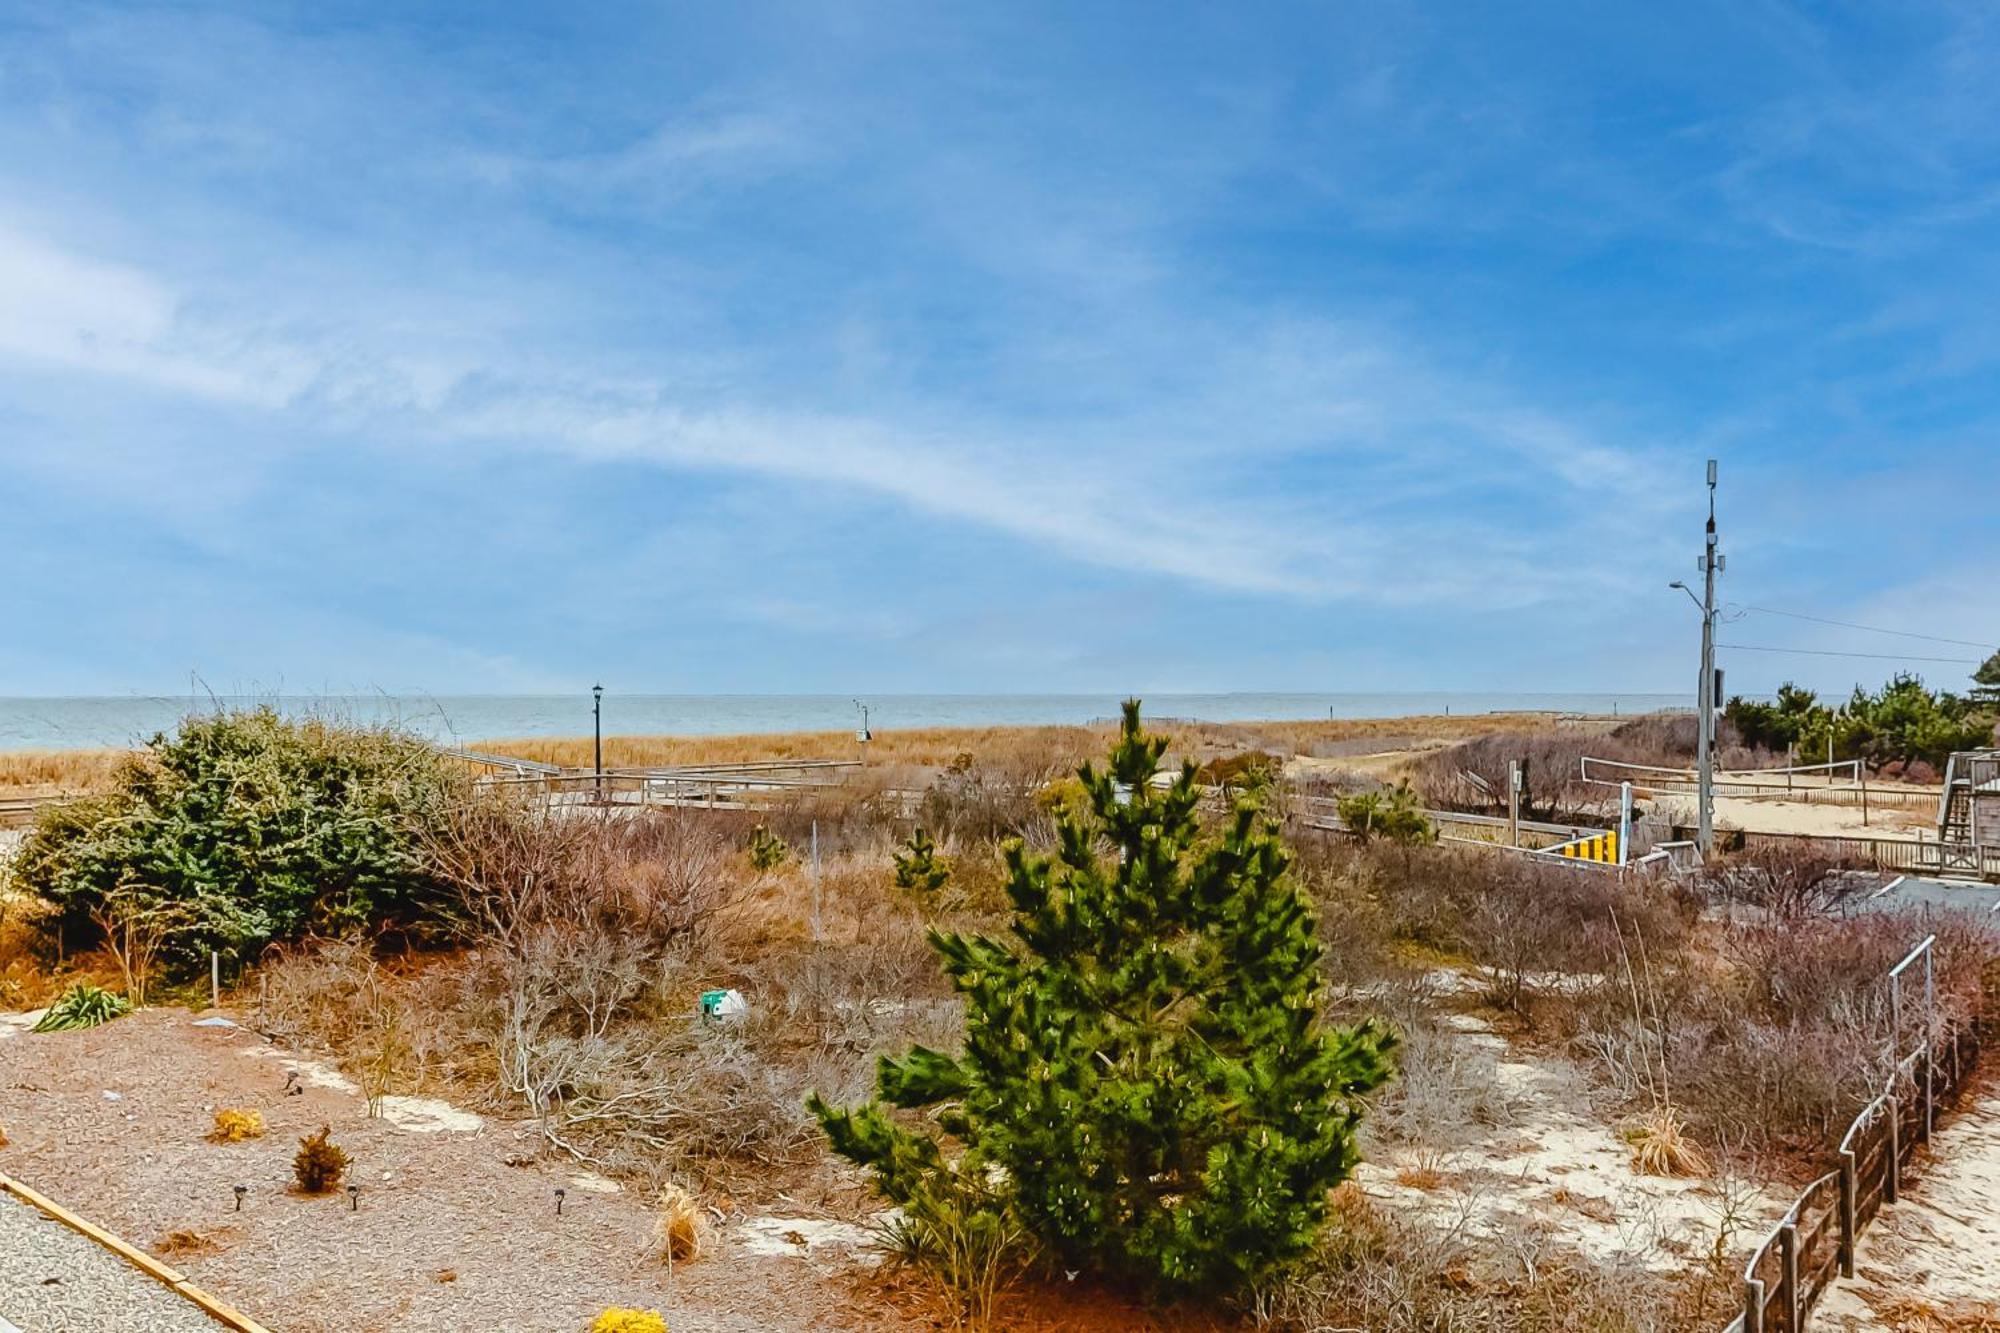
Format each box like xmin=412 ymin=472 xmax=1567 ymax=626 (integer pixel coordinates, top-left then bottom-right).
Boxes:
xmin=347 ymin=1183 xmax=360 ymax=1212
xmin=555 ymin=1187 xmax=567 ymax=1216
xmin=592 ymin=684 xmax=604 ymax=800
xmin=233 ymin=1184 xmax=247 ymax=1212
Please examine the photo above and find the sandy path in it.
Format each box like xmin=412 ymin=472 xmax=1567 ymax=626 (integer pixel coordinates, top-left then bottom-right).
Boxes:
xmin=1814 ymin=1084 xmax=2000 ymax=1330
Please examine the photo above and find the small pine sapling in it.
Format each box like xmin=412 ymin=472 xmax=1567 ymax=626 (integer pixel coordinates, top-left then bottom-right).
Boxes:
xmin=292 ymin=1125 xmax=350 ymax=1193
xmin=810 ymin=701 xmax=1397 ymax=1297
xmin=892 ymin=827 xmax=951 ymax=897
xmin=746 ymin=824 xmax=789 ymax=871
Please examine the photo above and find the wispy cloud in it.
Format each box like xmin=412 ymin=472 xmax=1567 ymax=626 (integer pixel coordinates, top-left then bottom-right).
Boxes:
xmin=0 ymin=3 xmax=1992 ymax=694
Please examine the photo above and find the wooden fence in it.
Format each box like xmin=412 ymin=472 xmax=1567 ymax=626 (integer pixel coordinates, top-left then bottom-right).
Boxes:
xmin=1722 ymin=941 xmax=1984 ymax=1332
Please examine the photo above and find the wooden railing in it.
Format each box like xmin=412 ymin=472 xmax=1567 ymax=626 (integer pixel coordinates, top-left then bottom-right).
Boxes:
xmin=1723 ymin=939 xmax=1984 ymax=1332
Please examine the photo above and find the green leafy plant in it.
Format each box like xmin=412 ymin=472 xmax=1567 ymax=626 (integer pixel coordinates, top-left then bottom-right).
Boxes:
xmin=892 ymin=827 xmax=951 ymax=896
xmin=292 ymin=1124 xmax=350 ymax=1193
xmin=31 ymin=982 xmax=131 ymax=1032
xmin=810 ymin=701 xmax=1396 ymax=1298
xmin=745 ymin=823 xmax=789 ymax=871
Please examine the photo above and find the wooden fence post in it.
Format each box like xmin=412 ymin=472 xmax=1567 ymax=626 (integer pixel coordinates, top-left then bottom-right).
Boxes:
xmin=1744 ymin=1277 xmax=1764 ymax=1333
xmin=1779 ymin=1221 xmax=1800 ymax=1331
xmin=1838 ymin=1150 xmax=1858 ymax=1278
xmin=1885 ymin=1096 xmax=1900 ymax=1204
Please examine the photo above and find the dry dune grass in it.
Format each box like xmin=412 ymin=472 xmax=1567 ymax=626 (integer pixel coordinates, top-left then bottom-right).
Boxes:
xmin=1 ymin=711 xmax=1570 ymax=793
xmin=0 ymin=746 xmax=128 ymax=793
xmin=473 ymin=712 xmax=1568 ymax=773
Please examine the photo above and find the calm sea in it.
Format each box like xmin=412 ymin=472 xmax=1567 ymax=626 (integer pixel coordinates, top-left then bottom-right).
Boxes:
xmin=0 ymin=693 xmax=1691 ymax=751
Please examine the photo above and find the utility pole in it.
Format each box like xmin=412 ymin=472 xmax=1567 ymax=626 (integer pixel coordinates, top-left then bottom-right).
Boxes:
xmin=1671 ymin=461 xmax=1722 ymax=856
xmin=1695 ymin=461 xmax=1722 ymax=854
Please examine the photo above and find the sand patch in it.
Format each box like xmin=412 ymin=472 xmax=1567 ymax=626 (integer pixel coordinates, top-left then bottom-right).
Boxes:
xmin=236 ymin=1046 xmax=482 ymax=1133
xmin=736 ymin=1216 xmax=878 ymax=1261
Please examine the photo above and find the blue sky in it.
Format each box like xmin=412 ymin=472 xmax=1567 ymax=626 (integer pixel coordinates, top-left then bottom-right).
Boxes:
xmin=1 ymin=2 xmax=1996 ymax=698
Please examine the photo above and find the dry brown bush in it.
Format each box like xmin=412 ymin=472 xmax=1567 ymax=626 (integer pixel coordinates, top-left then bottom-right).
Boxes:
xmin=423 ymin=801 xmax=736 ymax=953
xmin=1413 ymin=714 xmax=1770 ymax=820
xmin=1297 ymin=839 xmax=1697 ymax=1012
xmin=1699 ymin=844 xmax=1863 ymax=919
xmin=1557 ymin=909 xmax=1996 ymax=1156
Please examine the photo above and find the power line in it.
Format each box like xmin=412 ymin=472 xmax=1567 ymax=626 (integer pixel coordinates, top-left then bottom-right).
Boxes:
xmin=1717 ymin=642 xmax=1983 ymax=665
xmin=1736 ymin=604 xmax=1996 ymax=651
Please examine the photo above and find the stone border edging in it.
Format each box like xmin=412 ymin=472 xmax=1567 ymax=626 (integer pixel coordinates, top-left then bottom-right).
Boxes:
xmin=0 ymin=1172 xmax=275 ymax=1333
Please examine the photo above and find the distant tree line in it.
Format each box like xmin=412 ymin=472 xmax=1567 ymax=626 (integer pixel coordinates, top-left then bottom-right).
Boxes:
xmin=1725 ymin=656 xmax=2000 ymax=774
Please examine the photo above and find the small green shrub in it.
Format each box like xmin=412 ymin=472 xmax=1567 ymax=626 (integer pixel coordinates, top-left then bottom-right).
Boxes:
xmin=31 ymin=982 xmax=131 ymax=1032
xmin=1337 ymin=780 xmax=1435 ymax=845
xmin=892 ymin=827 xmax=950 ymax=896
xmin=292 ymin=1125 xmax=350 ymax=1193
xmin=746 ymin=824 xmax=789 ymax=871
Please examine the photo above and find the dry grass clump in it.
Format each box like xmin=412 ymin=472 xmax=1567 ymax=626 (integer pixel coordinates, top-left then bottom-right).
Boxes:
xmin=1869 ymin=1296 xmax=2000 ymax=1333
xmin=209 ymin=1107 xmax=265 ymax=1142
xmin=1623 ymin=1105 xmax=1711 ymax=1178
xmin=589 ymin=1311 xmax=667 ymax=1333
xmin=0 ymin=890 xmax=63 ymax=1008
xmin=653 ymin=1183 xmax=707 ymax=1264
xmin=154 ymin=1227 xmax=219 ymax=1257
xmin=292 ymin=1125 xmax=350 ymax=1193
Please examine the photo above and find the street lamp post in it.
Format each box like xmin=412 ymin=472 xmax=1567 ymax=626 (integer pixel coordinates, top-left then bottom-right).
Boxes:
xmin=592 ymin=683 xmax=604 ymax=801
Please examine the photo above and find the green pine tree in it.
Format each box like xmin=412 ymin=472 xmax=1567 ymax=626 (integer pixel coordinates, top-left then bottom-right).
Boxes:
xmin=1973 ymin=649 xmax=2000 ymax=709
xmin=892 ymin=826 xmax=952 ymax=896
xmin=809 ymin=701 xmax=1395 ymax=1296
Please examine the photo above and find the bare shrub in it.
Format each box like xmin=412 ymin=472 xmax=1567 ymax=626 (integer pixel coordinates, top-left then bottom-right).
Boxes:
xmin=424 ymin=800 xmax=738 ymax=950
xmin=1359 ymin=978 xmax=1523 ymax=1170
xmin=1559 ymin=910 xmax=1997 ymax=1155
xmin=1253 ymin=1183 xmax=1732 ymax=1331
xmin=1294 ymin=838 xmax=1699 ymax=1018
xmin=1414 ymin=713 xmax=1769 ymax=821
xmin=1700 ymin=845 xmax=1862 ymax=919
xmin=91 ymin=885 xmax=198 ymax=1007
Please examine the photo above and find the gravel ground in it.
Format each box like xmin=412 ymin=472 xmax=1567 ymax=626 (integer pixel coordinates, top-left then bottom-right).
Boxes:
xmin=0 ymin=1008 xmax=922 ymax=1333
xmin=0 ymin=1189 xmax=224 ymax=1333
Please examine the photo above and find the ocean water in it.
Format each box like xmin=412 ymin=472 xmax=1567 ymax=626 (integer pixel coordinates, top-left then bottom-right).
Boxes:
xmin=0 ymin=692 xmax=1691 ymax=751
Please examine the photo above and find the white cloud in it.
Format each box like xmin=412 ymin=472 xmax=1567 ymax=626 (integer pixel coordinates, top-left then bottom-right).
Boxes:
xmin=0 ymin=217 xmax=1665 ymax=610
